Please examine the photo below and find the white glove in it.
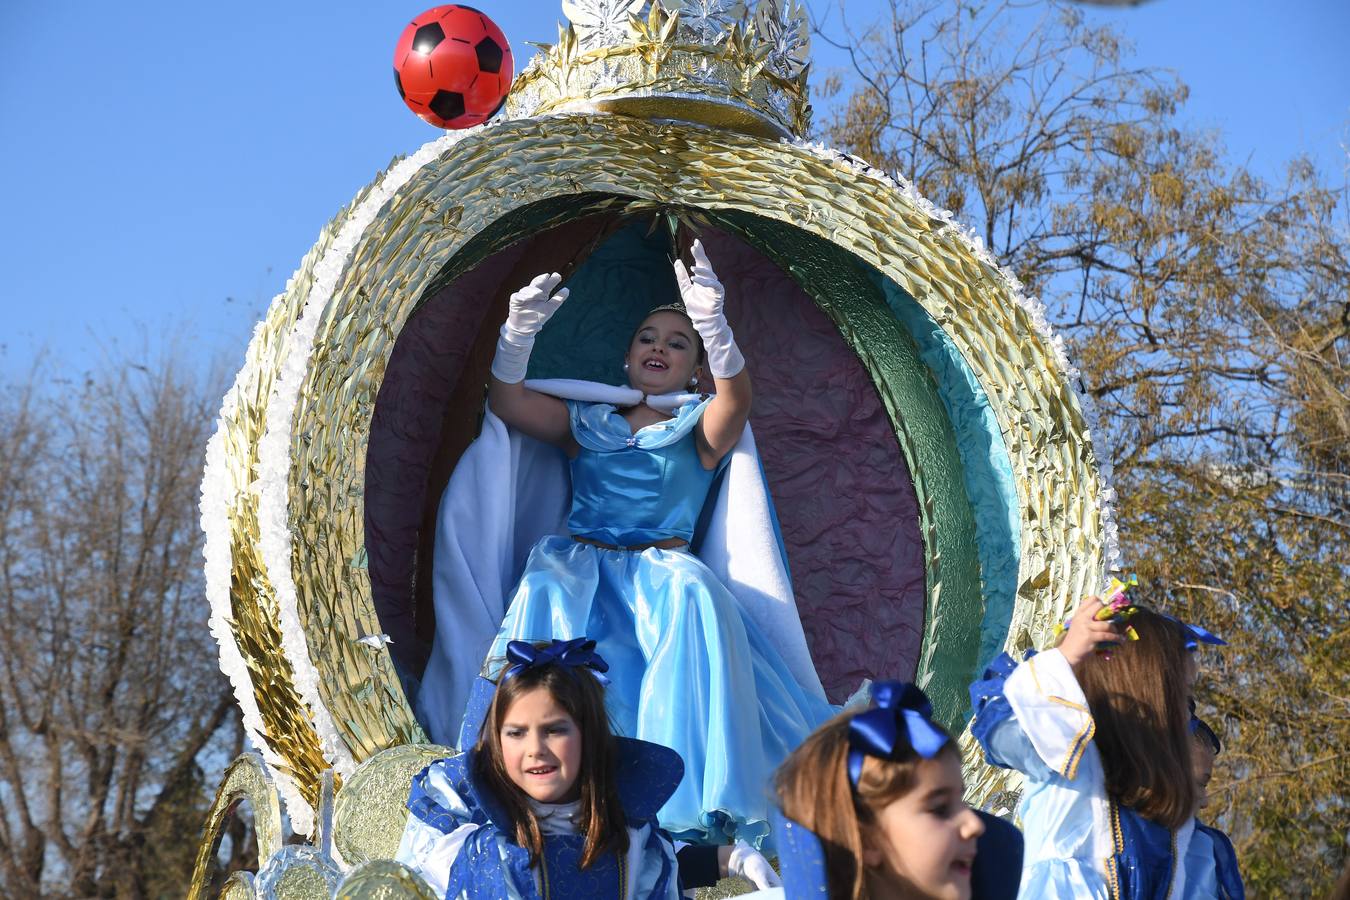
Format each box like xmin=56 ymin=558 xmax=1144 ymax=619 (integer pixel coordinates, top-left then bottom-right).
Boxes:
xmin=490 ymin=272 xmax=569 ymax=383
xmin=673 ymin=240 xmax=744 ymax=379
xmin=727 ymin=839 xmax=781 ymax=890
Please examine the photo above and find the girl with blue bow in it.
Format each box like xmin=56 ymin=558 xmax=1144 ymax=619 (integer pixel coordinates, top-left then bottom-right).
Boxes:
xmin=396 ymin=639 xmax=778 ymax=899
xmin=970 ymin=601 xmax=1231 ymax=898
xmin=774 ymin=683 xmax=991 ymax=900
xmin=419 ymin=238 xmax=835 ymax=846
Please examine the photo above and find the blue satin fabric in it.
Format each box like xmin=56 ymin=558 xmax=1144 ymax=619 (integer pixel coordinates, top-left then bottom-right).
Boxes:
xmin=566 ymin=399 xmax=719 ymax=546
xmin=487 ymin=538 xmax=833 ymax=846
xmin=485 ymin=400 xmax=834 ymax=846
xmin=1191 ymin=824 xmax=1245 ymax=900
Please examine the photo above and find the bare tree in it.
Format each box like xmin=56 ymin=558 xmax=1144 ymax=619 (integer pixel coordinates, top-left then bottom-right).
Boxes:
xmin=813 ymin=0 xmax=1349 ymax=893
xmin=0 ymin=353 xmax=245 ymax=898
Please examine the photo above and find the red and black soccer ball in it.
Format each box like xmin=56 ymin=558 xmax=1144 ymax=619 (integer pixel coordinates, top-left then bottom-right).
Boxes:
xmin=393 ymin=5 xmax=513 ymax=130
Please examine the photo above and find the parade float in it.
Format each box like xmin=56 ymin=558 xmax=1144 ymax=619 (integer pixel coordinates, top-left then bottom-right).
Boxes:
xmin=189 ymin=1 xmax=1119 ymax=896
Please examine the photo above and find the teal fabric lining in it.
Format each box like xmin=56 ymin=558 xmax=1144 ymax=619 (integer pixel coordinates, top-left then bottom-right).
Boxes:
xmin=870 ymin=273 xmax=1021 ymax=670
xmin=529 ymin=223 xmax=681 ymax=381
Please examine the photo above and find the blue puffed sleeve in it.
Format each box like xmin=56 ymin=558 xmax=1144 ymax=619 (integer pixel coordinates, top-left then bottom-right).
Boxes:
xmin=969 ymin=650 xmax=1056 ymax=780
xmin=394 ymin=759 xmax=486 ymax=898
xmin=405 ymin=758 xmax=482 ymax=831
xmin=969 ymin=652 xmax=1020 ymax=766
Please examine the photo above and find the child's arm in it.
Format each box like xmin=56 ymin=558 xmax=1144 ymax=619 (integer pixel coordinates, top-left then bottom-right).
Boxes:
xmin=675 ymin=241 xmax=751 ymax=468
xmin=487 ymin=272 xmax=576 ymax=450
xmin=394 ymin=810 xmax=479 ymax=898
xmin=970 ymin=653 xmax=1059 ymax=781
xmin=394 ymin=761 xmax=483 ymax=897
xmin=673 ymin=841 xmax=781 ymax=891
xmin=971 ymin=598 xmax=1119 ymax=783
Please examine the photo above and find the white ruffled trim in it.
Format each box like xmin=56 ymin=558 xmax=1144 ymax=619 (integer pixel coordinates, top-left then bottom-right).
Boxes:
xmin=253 ymin=122 xmax=491 ymax=801
xmin=786 ymin=139 xmax=1123 ymax=575
xmin=202 ymin=317 xmax=319 ymax=835
xmin=212 ymin=110 xmax=551 ymax=835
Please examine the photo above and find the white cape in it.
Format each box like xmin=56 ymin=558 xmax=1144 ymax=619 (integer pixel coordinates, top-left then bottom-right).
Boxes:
xmin=414 ymin=379 xmax=825 ymax=747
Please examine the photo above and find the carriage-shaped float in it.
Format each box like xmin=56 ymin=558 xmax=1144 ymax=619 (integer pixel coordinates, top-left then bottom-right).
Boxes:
xmin=187 ymin=2 xmax=1118 ymax=896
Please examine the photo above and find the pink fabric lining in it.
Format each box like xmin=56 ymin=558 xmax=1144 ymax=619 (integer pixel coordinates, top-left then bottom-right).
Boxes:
xmin=701 ymin=231 xmax=926 ymax=701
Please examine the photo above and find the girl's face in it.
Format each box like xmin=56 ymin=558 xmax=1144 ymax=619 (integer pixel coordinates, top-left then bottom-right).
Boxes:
xmin=863 ymin=753 xmax=985 ymax=900
xmin=499 ymin=686 xmax=583 ymax=804
xmin=625 ymin=311 xmax=701 ymax=395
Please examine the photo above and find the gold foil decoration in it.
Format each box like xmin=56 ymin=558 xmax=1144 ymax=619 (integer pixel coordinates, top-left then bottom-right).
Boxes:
xmin=262 ymin=864 xmax=333 ymax=900
xmin=187 ymin=754 xmax=283 ymax=900
xmin=219 ymin=872 xmax=257 ymax=900
xmin=333 ymin=862 xmax=440 ymax=900
xmin=506 ymin=1 xmax=810 ymax=137
xmin=269 ymin=115 xmax=1105 ymax=814
xmin=211 ymin=176 xmax=398 ymax=816
xmin=333 ymin=745 xmax=453 ymax=866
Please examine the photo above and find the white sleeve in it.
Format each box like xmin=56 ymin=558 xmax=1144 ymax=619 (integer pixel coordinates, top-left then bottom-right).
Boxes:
xmin=1002 ymin=648 xmax=1096 ymax=781
xmin=394 ymin=810 xmax=481 ymax=900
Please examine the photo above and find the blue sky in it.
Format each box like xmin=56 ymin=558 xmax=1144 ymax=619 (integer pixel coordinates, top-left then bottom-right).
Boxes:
xmin=0 ymin=0 xmax=1346 ymax=377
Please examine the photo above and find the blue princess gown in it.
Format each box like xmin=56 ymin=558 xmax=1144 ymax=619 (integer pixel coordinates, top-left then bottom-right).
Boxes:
xmin=479 ymin=398 xmax=835 ymax=846
xmin=970 ymin=649 xmax=1242 ymax=899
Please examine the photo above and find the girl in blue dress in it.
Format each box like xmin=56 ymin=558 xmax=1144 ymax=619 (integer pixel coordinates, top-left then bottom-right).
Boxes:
xmin=396 ymin=638 xmax=778 ymax=898
xmin=478 ymin=240 xmax=835 ymax=845
xmin=970 ymin=601 xmax=1230 ymax=898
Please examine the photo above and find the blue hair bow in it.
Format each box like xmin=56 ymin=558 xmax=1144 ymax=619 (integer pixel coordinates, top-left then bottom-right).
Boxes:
xmin=504 ymin=638 xmax=611 ymax=685
xmin=1161 ymin=614 xmax=1227 ymax=651
xmin=1180 ymin=622 xmax=1226 ymax=651
xmin=1189 ymin=715 xmax=1222 ymax=755
xmin=847 ymin=682 xmax=949 ymax=787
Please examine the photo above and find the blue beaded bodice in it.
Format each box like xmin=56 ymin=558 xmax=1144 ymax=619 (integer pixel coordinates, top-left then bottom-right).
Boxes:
xmin=566 ymin=399 xmax=720 ymax=546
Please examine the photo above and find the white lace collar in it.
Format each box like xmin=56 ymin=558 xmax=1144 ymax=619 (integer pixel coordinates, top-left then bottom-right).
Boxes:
xmin=527 ymin=797 xmax=583 ymax=835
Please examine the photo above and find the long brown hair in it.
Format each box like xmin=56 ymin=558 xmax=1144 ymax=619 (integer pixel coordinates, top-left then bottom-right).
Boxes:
xmin=1074 ymin=607 xmax=1198 ymax=828
xmin=775 ymin=710 xmax=959 ymax=900
xmin=472 ymin=660 xmax=629 ymax=868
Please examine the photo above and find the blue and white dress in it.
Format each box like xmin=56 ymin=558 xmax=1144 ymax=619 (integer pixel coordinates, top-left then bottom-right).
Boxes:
xmin=482 ymin=398 xmax=835 ymax=845
xmin=970 ymin=648 xmax=1234 ymax=899
xmin=395 ymin=732 xmax=684 ymax=900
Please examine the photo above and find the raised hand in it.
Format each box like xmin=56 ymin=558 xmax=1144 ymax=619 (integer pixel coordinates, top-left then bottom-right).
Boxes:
xmin=492 ymin=273 xmax=569 ymax=384
xmin=504 ymin=272 xmax=569 ymax=339
xmin=673 ymin=239 xmax=725 ymax=324
xmin=1058 ymin=596 xmax=1125 ymax=668
xmin=672 ymin=240 xmax=743 ymax=380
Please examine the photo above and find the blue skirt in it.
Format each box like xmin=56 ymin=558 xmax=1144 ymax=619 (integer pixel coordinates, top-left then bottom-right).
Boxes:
xmin=484 ymin=536 xmax=835 ymax=846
